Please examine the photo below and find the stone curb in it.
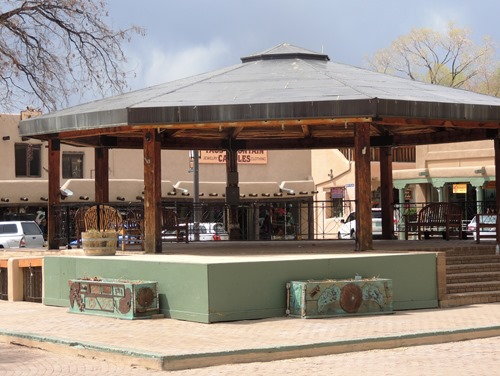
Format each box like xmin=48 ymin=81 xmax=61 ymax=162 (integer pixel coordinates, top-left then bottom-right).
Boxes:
xmin=2 ymin=325 xmax=500 ymax=371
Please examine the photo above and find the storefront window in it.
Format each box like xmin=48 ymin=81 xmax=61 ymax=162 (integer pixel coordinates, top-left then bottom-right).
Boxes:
xmin=259 ymin=203 xmax=298 ymax=240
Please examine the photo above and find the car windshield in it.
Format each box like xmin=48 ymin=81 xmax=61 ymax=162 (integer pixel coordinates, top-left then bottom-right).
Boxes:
xmin=372 ymin=211 xmax=382 ymax=219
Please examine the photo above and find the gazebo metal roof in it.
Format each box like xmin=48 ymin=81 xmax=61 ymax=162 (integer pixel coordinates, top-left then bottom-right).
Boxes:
xmin=19 ymin=43 xmax=500 ymax=150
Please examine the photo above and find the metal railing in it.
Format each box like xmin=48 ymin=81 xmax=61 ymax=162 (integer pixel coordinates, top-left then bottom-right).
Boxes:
xmin=8 ymin=199 xmax=497 ymax=247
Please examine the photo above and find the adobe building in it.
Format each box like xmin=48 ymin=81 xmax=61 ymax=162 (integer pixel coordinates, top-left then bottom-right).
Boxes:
xmin=394 ymin=140 xmax=496 ymax=220
xmin=1 ymin=112 xmax=317 ymax=241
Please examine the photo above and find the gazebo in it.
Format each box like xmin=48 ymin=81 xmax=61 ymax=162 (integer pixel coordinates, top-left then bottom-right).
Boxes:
xmin=19 ymin=43 xmax=500 ymax=252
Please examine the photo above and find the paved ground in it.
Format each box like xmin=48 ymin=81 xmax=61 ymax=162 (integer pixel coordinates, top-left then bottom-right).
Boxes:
xmin=1 ymin=336 xmax=499 ymax=375
xmin=1 ymin=301 xmax=500 ymax=375
xmin=1 ymin=239 xmax=499 ymax=374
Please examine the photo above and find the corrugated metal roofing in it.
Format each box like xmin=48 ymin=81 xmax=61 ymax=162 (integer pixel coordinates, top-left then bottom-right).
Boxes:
xmin=18 ymin=43 xmax=500 ymax=148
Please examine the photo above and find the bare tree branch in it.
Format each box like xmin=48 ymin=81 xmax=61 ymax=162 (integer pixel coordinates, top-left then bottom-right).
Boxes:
xmin=0 ymin=0 xmax=144 ymax=111
xmin=366 ymin=22 xmax=499 ymax=96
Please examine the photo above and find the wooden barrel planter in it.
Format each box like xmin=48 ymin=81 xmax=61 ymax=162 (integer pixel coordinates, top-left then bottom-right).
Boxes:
xmin=82 ymin=231 xmax=118 ymax=256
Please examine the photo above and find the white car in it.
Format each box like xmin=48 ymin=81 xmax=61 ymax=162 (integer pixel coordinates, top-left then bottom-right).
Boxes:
xmin=0 ymin=221 xmax=45 ymax=248
xmin=467 ymin=214 xmax=496 ymax=241
xmin=163 ymin=222 xmax=229 ymax=242
xmin=188 ymin=222 xmax=229 ymax=241
xmin=338 ymin=209 xmax=384 ymax=240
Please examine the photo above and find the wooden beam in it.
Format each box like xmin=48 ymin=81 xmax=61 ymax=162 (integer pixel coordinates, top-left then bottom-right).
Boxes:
xmin=231 ymin=127 xmax=244 ymax=138
xmin=354 ymin=123 xmax=373 ymax=251
xmin=94 ymin=148 xmax=109 ymax=204
xmin=495 ymin=137 xmax=500 ymax=245
xmin=392 ymin=129 xmax=494 ymax=145
xmin=225 ymin=149 xmax=241 ymax=240
xmin=380 ymin=117 xmax=500 ymax=129
xmin=143 ymin=129 xmax=162 ymax=254
xmin=380 ymin=146 xmax=394 ymax=240
xmin=47 ymin=139 xmax=60 ymax=250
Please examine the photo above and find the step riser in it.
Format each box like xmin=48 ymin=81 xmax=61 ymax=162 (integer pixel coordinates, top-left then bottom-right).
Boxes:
xmin=448 ymin=286 xmax=500 ymax=294
xmin=447 ymin=257 xmax=500 ymax=265
xmin=447 ymin=265 xmax=500 ymax=273
xmin=445 ymin=248 xmax=497 ymax=257
xmin=447 ymin=275 xmax=500 ymax=284
xmin=441 ymin=294 xmax=500 ymax=308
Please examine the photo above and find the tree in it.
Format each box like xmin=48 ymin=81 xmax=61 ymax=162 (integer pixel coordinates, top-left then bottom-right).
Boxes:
xmin=0 ymin=0 xmax=144 ymax=111
xmin=366 ymin=23 xmax=500 ymax=95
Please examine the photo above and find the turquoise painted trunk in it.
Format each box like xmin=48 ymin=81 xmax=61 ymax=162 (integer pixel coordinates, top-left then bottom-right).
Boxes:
xmin=68 ymin=278 xmax=159 ymax=319
xmin=287 ymin=278 xmax=393 ymax=318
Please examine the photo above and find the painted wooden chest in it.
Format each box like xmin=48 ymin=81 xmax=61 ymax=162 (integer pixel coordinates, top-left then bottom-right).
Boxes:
xmin=287 ymin=278 xmax=393 ymax=318
xmin=68 ymin=278 xmax=159 ymax=319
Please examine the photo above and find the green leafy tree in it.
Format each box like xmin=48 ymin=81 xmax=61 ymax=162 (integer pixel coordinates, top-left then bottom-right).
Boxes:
xmin=0 ymin=0 xmax=144 ymax=111
xmin=367 ymin=23 xmax=499 ymax=95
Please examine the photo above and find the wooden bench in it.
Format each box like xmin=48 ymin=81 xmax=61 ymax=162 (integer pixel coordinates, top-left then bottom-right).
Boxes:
xmin=474 ymin=214 xmax=497 ymax=243
xmin=407 ymin=203 xmax=463 ymax=240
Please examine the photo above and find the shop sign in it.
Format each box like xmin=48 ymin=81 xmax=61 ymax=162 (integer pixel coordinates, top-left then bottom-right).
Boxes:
xmin=199 ymin=150 xmax=267 ymax=164
xmin=484 ymin=181 xmax=496 ymax=190
xmin=330 ymin=187 xmax=345 ymax=199
xmin=453 ymin=183 xmax=467 ymax=194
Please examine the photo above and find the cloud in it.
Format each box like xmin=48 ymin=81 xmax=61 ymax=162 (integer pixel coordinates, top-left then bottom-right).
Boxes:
xmin=128 ymin=39 xmax=230 ymax=89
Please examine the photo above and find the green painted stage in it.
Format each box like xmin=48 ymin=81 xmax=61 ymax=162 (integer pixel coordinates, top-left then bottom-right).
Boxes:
xmin=43 ymin=243 xmax=438 ymax=323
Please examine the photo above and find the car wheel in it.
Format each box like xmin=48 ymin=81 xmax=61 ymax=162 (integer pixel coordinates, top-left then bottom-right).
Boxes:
xmin=350 ymin=230 xmax=356 ymax=239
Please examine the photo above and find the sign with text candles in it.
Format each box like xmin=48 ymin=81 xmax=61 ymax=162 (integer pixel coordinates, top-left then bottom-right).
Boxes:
xmin=199 ymin=150 xmax=267 ymax=164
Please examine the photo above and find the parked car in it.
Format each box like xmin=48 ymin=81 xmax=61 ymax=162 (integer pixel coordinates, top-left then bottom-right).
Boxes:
xmin=163 ymin=222 xmax=229 ymax=242
xmin=338 ymin=208 xmax=391 ymax=240
xmin=467 ymin=214 xmax=497 ymax=241
xmin=0 ymin=221 xmax=45 ymax=248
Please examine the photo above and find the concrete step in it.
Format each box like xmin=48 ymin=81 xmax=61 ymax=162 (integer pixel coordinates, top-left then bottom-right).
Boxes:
xmin=446 ymin=255 xmax=500 ymax=265
xmin=447 ymin=281 xmax=500 ymax=294
xmin=440 ymin=290 xmax=500 ymax=308
xmin=446 ymin=263 xmax=500 ymax=274
xmin=444 ymin=246 xmax=496 ymax=257
xmin=447 ymin=271 xmax=500 ymax=284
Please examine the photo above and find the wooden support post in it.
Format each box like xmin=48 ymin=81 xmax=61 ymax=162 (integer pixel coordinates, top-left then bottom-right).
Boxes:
xmin=47 ymin=139 xmax=60 ymax=250
xmin=495 ymin=138 xmax=500 ymax=245
xmin=380 ymin=146 xmax=394 ymax=240
xmin=143 ymin=130 xmax=162 ymax=254
xmin=225 ymin=149 xmax=241 ymax=240
xmin=94 ymin=147 xmax=109 ymax=204
xmin=354 ymin=123 xmax=373 ymax=251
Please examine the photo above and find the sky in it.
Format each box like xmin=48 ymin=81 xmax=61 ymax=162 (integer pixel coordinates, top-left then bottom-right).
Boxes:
xmin=106 ymin=0 xmax=500 ymax=92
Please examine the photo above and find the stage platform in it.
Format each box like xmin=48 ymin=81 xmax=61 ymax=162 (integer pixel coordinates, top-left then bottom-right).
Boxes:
xmin=38 ymin=239 xmax=461 ymax=323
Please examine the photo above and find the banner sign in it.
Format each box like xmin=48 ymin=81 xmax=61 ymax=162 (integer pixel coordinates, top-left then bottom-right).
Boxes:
xmin=199 ymin=150 xmax=267 ymax=164
xmin=330 ymin=187 xmax=345 ymax=199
